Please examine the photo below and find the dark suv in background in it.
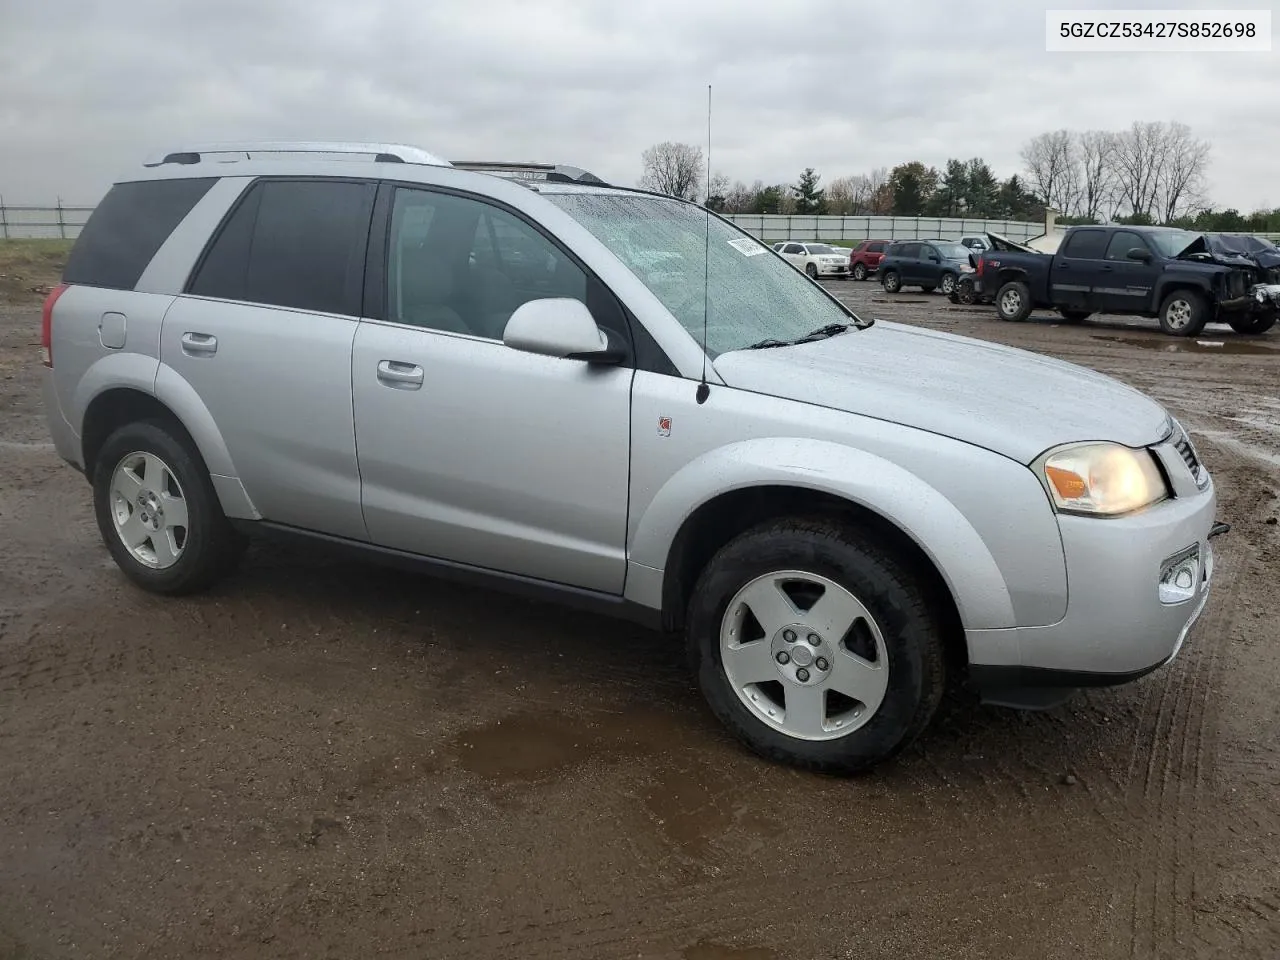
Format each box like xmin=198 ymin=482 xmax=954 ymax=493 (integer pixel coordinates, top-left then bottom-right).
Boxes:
xmin=878 ymin=240 xmax=976 ymax=295
xmin=848 ymin=239 xmax=892 ymax=281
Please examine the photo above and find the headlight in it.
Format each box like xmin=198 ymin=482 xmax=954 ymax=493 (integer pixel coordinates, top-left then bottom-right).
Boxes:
xmin=1039 ymin=442 xmax=1168 ymax=516
xmin=959 ymin=264 xmax=975 ymax=273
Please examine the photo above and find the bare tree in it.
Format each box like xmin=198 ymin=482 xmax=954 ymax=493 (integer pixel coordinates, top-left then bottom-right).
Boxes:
xmin=1111 ymin=121 xmax=1168 ymax=220
xmin=1020 ymin=130 xmax=1079 ymax=213
xmin=723 ymin=180 xmax=755 ymax=213
xmin=866 ymin=166 xmax=892 ymax=214
xmin=1155 ymin=122 xmax=1211 ymax=223
xmin=825 ymin=175 xmax=858 ymax=214
xmin=1076 ymin=130 xmax=1117 ymax=221
xmin=638 ymin=142 xmax=705 ymax=200
xmin=704 ymin=171 xmax=731 ymax=208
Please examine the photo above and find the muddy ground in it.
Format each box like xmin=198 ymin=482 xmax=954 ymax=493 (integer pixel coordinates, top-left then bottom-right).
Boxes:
xmin=1 ymin=281 xmax=1278 ymax=960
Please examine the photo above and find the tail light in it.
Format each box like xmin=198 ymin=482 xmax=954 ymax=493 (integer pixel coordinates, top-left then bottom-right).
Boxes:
xmin=41 ymin=283 xmax=69 ymax=367
xmin=975 ymin=256 xmax=985 ymax=277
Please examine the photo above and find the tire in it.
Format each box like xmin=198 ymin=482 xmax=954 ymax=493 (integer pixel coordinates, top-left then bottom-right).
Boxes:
xmin=686 ymin=518 xmax=947 ymax=775
xmin=1158 ymin=289 xmax=1209 ymax=337
xmin=940 ymin=273 xmax=957 ymax=296
xmin=1059 ymin=309 xmax=1092 ymax=324
xmin=955 ymin=276 xmax=976 ymax=305
xmin=93 ymin=419 xmax=246 ymax=595
xmin=1227 ymin=313 xmax=1276 ymax=335
xmin=881 ymin=270 xmax=901 ymax=294
xmin=853 ymin=263 xmax=868 ymax=281
xmin=806 ymin=263 xmax=818 ymax=280
xmin=995 ymin=280 xmax=1033 ymax=322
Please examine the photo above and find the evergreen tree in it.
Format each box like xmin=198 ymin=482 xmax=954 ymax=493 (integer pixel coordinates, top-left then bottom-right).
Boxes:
xmin=793 ymin=168 xmax=827 ymax=214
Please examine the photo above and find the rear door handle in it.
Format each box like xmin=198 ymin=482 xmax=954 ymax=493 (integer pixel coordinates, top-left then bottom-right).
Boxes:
xmin=376 ymin=360 xmax=424 ymax=390
xmin=180 ymin=332 xmax=217 ymax=356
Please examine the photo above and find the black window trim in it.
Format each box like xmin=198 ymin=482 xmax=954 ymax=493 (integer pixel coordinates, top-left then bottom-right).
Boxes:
xmin=182 ymin=174 xmax=378 ymax=320
xmin=362 ymin=180 xmax=680 ymax=376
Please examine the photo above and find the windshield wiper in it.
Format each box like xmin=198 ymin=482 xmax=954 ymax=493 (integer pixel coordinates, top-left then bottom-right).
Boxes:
xmin=744 ymin=320 xmax=871 ymax=351
xmin=795 ymin=322 xmax=854 ymax=342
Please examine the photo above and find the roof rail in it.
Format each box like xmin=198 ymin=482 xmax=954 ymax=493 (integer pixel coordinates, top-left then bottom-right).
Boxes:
xmin=449 ymin=161 xmax=608 ymax=186
xmin=142 ymin=141 xmax=451 ymax=168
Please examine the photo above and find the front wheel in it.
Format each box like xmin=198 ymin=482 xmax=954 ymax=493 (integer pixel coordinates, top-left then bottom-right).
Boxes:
xmin=995 ymin=280 xmax=1033 ymax=322
xmin=806 ymin=263 xmax=818 ymax=280
xmin=940 ymin=273 xmax=957 ymax=296
xmin=93 ymin=420 xmax=246 ymax=595
xmin=853 ymin=263 xmax=868 ymax=281
xmin=881 ymin=270 xmax=901 ymax=294
xmin=1159 ymin=290 xmax=1209 ymax=337
xmin=686 ymin=519 xmax=947 ymax=775
xmin=1227 ymin=313 xmax=1276 ymax=335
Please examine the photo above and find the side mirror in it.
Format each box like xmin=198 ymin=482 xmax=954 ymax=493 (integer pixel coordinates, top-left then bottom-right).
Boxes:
xmin=502 ymin=298 xmax=625 ymax=364
xmin=1126 ymin=247 xmax=1153 ymax=263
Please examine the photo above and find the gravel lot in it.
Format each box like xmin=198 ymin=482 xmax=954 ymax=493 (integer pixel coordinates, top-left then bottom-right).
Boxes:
xmin=2 ymin=284 xmax=1278 ymax=960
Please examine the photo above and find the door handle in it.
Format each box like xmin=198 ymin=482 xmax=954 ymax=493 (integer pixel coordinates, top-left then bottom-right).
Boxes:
xmin=376 ymin=360 xmax=424 ymax=390
xmin=1100 ymin=265 xmax=1113 ymax=272
xmin=1057 ymin=262 xmax=1071 ymax=269
xmin=180 ymin=332 xmax=217 ymax=356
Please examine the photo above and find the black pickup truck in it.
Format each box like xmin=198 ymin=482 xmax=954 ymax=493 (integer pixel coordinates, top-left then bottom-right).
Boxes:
xmin=976 ymin=225 xmax=1280 ymax=336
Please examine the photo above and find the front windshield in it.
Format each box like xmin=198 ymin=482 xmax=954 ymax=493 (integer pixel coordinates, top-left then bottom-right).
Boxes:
xmin=1147 ymin=228 xmax=1199 ymax=257
xmin=544 ymin=192 xmax=857 ymax=357
xmin=934 ymin=242 xmax=971 ymax=259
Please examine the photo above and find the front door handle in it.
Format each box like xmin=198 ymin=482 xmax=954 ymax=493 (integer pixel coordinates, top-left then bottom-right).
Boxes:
xmin=181 ymin=332 xmax=217 ymax=356
xmin=376 ymin=360 xmax=424 ymax=390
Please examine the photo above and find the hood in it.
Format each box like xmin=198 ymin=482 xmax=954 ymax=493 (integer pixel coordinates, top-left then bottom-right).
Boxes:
xmin=713 ymin=321 xmax=1169 ymax=463
xmin=984 ymin=231 xmax=1042 ymax=254
xmin=1175 ymin=233 xmax=1280 ymax=276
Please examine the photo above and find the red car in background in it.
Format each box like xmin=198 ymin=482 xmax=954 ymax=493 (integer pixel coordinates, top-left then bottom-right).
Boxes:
xmin=848 ymin=239 xmax=893 ymax=280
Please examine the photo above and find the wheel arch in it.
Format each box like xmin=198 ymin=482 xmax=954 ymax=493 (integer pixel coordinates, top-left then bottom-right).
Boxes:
xmin=628 ymin=439 xmax=1020 ymax=668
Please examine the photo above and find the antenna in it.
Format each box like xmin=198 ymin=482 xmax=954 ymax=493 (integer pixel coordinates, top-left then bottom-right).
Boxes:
xmin=696 ymin=84 xmax=711 ymax=405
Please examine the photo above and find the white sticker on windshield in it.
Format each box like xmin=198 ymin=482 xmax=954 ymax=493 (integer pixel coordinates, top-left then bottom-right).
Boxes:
xmin=727 ymin=237 xmax=766 ymax=257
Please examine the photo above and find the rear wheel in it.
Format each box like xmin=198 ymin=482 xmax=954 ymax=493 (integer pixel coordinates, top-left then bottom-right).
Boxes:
xmin=1227 ymin=313 xmax=1276 ymax=335
xmin=686 ymin=518 xmax=947 ymax=775
xmin=1159 ymin=290 xmax=1209 ymax=337
xmin=881 ymin=270 xmax=901 ymax=294
xmin=93 ymin=420 xmax=246 ymax=595
xmin=995 ymin=280 xmax=1033 ymax=322
xmin=853 ymin=262 xmax=868 ymax=281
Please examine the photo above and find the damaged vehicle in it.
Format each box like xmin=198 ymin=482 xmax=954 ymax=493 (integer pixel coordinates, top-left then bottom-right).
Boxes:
xmin=948 ymin=232 xmax=1033 ymax=306
xmin=978 ymin=224 xmax=1279 ymax=336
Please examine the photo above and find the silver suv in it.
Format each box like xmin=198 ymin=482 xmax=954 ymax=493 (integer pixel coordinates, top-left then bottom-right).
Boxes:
xmin=41 ymin=141 xmax=1227 ymax=774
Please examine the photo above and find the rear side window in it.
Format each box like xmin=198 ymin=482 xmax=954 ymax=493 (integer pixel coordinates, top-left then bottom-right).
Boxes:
xmin=868 ymin=242 xmax=886 ymax=253
xmin=896 ymin=242 xmax=921 ymax=258
xmin=63 ymin=178 xmax=216 ymax=290
xmin=188 ymin=178 xmax=376 ymax=316
xmin=1062 ymin=229 xmax=1108 ymax=260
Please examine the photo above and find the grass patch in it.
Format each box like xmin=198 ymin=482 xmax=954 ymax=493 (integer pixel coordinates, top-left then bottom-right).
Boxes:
xmin=0 ymin=239 xmax=73 ymax=306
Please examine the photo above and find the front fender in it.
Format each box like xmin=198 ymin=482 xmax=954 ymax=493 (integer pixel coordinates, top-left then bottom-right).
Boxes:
xmin=628 ymin=438 xmax=1017 ymax=631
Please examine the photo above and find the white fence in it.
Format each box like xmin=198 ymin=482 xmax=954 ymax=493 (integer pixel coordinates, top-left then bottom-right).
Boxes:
xmin=2 ymin=202 xmax=1276 ymax=246
xmin=723 ymin=214 xmax=1047 ymax=244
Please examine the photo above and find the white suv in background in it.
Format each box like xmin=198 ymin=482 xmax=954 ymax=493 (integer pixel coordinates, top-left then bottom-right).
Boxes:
xmin=773 ymin=241 xmax=851 ymax=280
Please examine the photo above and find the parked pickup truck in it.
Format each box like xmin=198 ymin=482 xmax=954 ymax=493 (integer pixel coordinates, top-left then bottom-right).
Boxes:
xmin=977 ymin=224 xmax=1280 ymax=336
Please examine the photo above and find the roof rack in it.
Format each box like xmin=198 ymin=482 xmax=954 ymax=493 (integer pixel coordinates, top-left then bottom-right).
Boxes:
xmin=142 ymin=141 xmax=451 ymax=168
xmin=449 ymin=161 xmax=608 ymax=186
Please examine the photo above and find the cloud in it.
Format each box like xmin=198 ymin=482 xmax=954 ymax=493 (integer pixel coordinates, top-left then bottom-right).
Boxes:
xmin=0 ymin=0 xmax=1275 ymax=211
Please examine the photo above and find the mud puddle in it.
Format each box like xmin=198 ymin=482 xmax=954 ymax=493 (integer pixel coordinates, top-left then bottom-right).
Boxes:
xmin=1092 ymin=334 xmax=1279 ymax=355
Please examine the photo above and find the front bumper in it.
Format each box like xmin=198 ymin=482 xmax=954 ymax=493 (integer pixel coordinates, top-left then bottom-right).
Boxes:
xmin=816 ymin=263 xmax=849 ymax=276
xmin=968 ymin=462 xmax=1222 ymax=706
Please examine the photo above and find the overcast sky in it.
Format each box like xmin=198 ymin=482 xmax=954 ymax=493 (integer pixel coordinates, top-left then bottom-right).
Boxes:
xmin=1 ymin=0 xmax=1276 ymax=211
